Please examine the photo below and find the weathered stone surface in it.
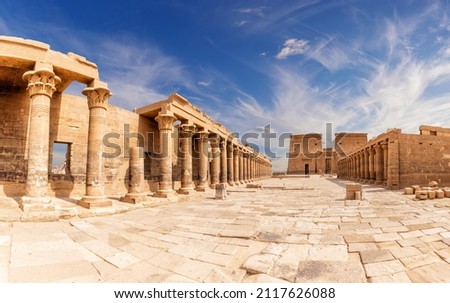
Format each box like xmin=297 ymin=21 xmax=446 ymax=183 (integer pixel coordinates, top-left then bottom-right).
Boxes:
xmin=407 ymin=262 xmax=450 ymax=282
xmin=364 ymin=260 xmax=405 ymax=277
xmin=360 ymin=249 xmax=395 ymax=264
xmin=241 ymin=253 xmax=277 ymax=274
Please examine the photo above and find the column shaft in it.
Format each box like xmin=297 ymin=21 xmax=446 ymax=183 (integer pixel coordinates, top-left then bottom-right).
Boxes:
xmin=178 ymin=123 xmax=195 ymax=194
xmin=20 ymin=62 xmax=61 ymax=210
xmin=79 ymin=80 xmax=112 ymax=208
xmin=196 ymin=131 xmax=209 ymax=191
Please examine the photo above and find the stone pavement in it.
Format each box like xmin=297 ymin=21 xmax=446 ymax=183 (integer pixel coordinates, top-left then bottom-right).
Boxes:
xmin=1 ymin=175 xmax=450 ymax=283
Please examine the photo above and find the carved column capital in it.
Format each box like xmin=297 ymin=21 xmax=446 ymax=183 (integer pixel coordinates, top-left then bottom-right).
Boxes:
xmin=23 ymin=62 xmax=61 ymax=98
xmin=155 ymin=109 xmax=177 ymax=131
xmin=83 ymin=87 xmax=111 ymax=110
xmin=179 ymin=123 xmax=196 ymax=136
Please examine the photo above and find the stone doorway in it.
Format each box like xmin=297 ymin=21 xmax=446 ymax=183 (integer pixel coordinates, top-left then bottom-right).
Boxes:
xmin=305 ymin=164 xmax=310 ymax=175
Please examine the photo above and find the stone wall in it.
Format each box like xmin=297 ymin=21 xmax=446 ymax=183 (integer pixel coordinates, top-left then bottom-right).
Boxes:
xmin=397 ymin=133 xmax=450 ymax=187
xmin=0 ymin=92 xmax=158 ymax=198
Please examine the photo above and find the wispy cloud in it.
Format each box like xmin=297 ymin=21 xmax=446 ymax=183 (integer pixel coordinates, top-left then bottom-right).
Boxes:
xmin=237 ymin=7 xmax=266 ymax=17
xmin=276 ymin=38 xmax=309 ymax=59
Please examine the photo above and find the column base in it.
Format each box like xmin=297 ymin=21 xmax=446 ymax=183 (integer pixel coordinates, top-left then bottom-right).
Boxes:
xmin=78 ymin=195 xmax=112 ymax=209
xmin=19 ymin=196 xmax=54 ymax=212
xmin=120 ymin=193 xmax=148 ymax=204
xmin=178 ymin=186 xmax=196 ymax=195
xmin=228 ymin=181 xmax=235 ymax=186
xmin=195 ymin=184 xmax=208 ymax=192
xmin=375 ymin=181 xmax=383 ymax=185
xmin=210 ymin=183 xmax=218 ymax=189
xmin=154 ymin=189 xmax=177 ymax=198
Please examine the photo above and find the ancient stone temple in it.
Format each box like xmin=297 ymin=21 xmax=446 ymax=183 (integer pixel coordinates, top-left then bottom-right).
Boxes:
xmin=337 ymin=126 xmax=450 ymax=189
xmin=287 ymin=132 xmax=367 ymax=175
xmin=0 ymin=36 xmax=272 ymax=212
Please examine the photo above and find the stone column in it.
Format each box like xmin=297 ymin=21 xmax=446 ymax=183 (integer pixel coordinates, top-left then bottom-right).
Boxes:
xmin=209 ymin=134 xmax=220 ymax=188
xmin=375 ymin=144 xmax=383 ymax=185
xmin=382 ymin=143 xmax=388 ymax=184
xmin=363 ymin=149 xmax=368 ymax=181
xmin=220 ymin=138 xmax=228 ymax=184
xmin=178 ymin=123 xmax=195 ymax=194
xmin=121 ymin=147 xmax=147 ymax=203
xmin=368 ymin=147 xmax=375 ymax=183
xmin=154 ymin=108 xmax=177 ymax=198
xmin=195 ymin=130 xmax=209 ymax=192
xmin=239 ymin=150 xmax=244 ymax=184
xmin=356 ymin=154 xmax=360 ymax=180
xmin=227 ymin=142 xmax=234 ymax=186
xmin=20 ymin=62 xmax=61 ymax=211
xmin=243 ymin=153 xmax=248 ymax=182
xmin=79 ymin=80 xmax=112 ymax=209
xmin=233 ymin=146 xmax=239 ymax=185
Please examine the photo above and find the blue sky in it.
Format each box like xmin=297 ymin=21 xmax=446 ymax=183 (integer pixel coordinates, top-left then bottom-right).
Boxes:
xmin=2 ymin=0 xmax=450 ymax=170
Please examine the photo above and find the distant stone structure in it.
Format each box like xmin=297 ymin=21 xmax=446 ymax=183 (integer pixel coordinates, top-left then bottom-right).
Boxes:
xmin=337 ymin=126 xmax=450 ymax=189
xmin=0 ymin=36 xmax=272 ymax=211
xmin=287 ymin=132 xmax=367 ymax=175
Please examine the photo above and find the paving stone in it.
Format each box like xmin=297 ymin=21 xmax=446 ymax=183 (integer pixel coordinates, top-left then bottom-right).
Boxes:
xmin=296 ymin=254 xmax=366 ymax=283
xmin=360 ymin=249 xmax=395 ymax=264
xmin=400 ymin=253 xmax=441 ymax=269
xmin=344 ymin=234 xmax=375 ymax=243
xmin=105 ymin=252 xmax=140 ymax=269
xmin=219 ymin=229 xmax=255 ymax=238
xmin=171 ymin=258 xmax=217 ymax=282
xmin=203 ymin=267 xmax=246 ymax=283
xmin=421 ymin=227 xmax=446 ymax=235
xmin=9 ymin=261 xmax=100 ymax=282
xmin=399 ymin=230 xmax=425 ymax=239
xmin=308 ymin=234 xmax=345 ymax=245
xmin=368 ymin=271 xmax=412 ymax=283
xmin=436 ymin=247 xmax=450 ymax=259
xmin=373 ymin=233 xmax=402 ymax=242
xmin=242 ymin=273 xmax=288 ymax=283
xmin=407 ymin=262 xmax=450 ymax=282
xmin=389 ymin=247 xmax=422 ymax=259
xmin=241 ymin=253 xmax=277 ymax=274
xmin=376 ymin=241 xmax=401 ymax=250
xmin=419 ymin=234 xmax=443 ymax=243
xmin=398 ymin=238 xmax=424 ymax=247
xmin=308 ymin=245 xmax=348 ymax=262
xmin=348 ymin=242 xmax=378 ymax=252
xmin=364 ymin=259 xmax=406 ymax=277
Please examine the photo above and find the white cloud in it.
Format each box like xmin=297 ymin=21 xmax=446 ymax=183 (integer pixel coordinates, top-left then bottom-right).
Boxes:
xmin=235 ymin=20 xmax=249 ymax=27
xmin=197 ymin=81 xmax=211 ymax=87
xmin=237 ymin=7 xmax=265 ymax=17
xmin=276 ymin=38 xmax=309 ymax=59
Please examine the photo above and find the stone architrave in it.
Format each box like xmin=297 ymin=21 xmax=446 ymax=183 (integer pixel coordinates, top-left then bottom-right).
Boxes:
xmin=178 ymin=122 xmax=196 ymax=195
xmin=195 ymin=130 xmax=209 ymax=192
xmin=78 ymin=80 xmax=112 ymax=209
xmin=154 ymin=107 xmax=177 ymax=198
xmin=20 ymin=62 xmax=61 ymax=212
xmin=209 ymin=133 xmax=221 ymax=188
xmin=121 ymin=146 xmax=147 ymax=203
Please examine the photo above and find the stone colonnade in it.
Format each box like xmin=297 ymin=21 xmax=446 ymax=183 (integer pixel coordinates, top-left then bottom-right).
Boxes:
xmin=20 ymin=62 xmax=111 ymax=211
xmin=337 ymin=141 xmax=388 ymax=185
xmin=152 ymin=105 xmax=272 ymax=197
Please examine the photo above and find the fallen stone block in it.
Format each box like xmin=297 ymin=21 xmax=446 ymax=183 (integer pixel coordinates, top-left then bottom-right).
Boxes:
xmin=215 ymin=184 xmax=227 ymax=200
xmin=404 ymin=187 xmax=414 ymax=195
xmin=435 ymin=189 xmax=444 ymax=199
xmin=428 ymin=190 xmax=436 ymax=199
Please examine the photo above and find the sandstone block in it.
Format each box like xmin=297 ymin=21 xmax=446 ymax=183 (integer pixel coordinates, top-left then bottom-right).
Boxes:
xmin=404 ymin=187 xmax=413 ymax=195
xmin=411 ymin=185 xmax=420 ymax=194
xmin=444 ymin=190 xmax=450 ymax=198
xmin=427 ymin=190 xmax=435 ymax=199
xmin=215 ymin=184 xmax=226 ymax=200
xmin=435 ymin=189 xmax=444 ymax=199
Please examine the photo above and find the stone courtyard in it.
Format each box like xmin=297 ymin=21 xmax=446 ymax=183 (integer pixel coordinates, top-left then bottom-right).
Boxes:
xmin=1 ymin=175 xmax=450 ymax=283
